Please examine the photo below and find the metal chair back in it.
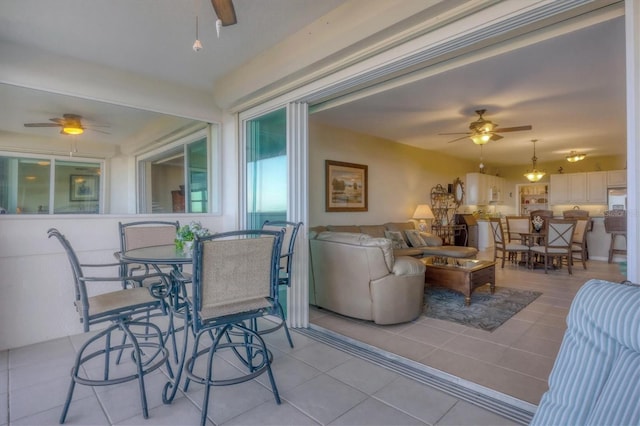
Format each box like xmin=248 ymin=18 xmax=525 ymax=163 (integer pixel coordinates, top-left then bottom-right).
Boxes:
xmin=262 ymin=220 xmax=303 ymax=284
xmin=191 ymin=229 xmax=283 ymax=333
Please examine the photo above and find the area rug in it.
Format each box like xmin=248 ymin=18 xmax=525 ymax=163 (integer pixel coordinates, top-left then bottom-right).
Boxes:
xmin=424 ymin=285 xmax=542 ymax=332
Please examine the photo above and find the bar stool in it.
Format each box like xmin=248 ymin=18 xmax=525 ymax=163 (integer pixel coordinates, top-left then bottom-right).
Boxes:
xmin=604 ymin=211 xmax=627 ymax=263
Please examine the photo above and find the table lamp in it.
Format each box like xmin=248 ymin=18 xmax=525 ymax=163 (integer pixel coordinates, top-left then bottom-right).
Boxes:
xmin=413 ymin=204 xmax=435 ymax=232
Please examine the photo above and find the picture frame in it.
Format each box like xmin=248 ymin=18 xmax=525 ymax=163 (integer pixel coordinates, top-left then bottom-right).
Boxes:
xmin=70 ymin=175 xmax=99 ymax=201
xmin=325 ymin=160 xmax=368 ymax=212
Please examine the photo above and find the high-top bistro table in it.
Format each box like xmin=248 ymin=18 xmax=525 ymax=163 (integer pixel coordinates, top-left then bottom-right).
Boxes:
xmin=119 ymin=244 xmax=192 ymax=361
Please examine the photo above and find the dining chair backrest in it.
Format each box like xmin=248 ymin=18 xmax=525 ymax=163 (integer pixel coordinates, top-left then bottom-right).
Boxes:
xmin=48 ymin=228 xmax=87 ymax=317
xmin=573 ymin=218 xmax=589 ymax=244
xmin=262 ymin=220 xmax=303 ymax=276
xmin=506 ymin=216 xmax=530 ymax=241
xmin=119 ymin=220 xmax=180 ymax=251
xmin=545 ymin=219 xmax=576 ymax=250
xmin=489 ymin=218 xmax=506 ymax=245
xmin=191 ymin=229 xmax=283 ymax=332
xmin=563 ymin=209 xmax=589 ymax=219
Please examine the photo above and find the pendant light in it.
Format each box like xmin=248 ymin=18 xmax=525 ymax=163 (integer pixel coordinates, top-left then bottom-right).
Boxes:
xmin=566 ymin=151 xmax=586 ymax=162
xmin=524 ymin=139 xmax=545 ymax=182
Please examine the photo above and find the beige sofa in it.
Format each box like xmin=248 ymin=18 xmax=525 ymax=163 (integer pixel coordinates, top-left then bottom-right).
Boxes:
xmin=310 ymin=221 xmax=478 ymax=258
xmin=309 ymin=232 xmax=426 ymax=324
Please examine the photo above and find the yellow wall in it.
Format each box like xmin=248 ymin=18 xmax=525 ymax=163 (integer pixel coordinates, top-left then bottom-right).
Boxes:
xmin=309 ymin=120 xmax=477 ymax=226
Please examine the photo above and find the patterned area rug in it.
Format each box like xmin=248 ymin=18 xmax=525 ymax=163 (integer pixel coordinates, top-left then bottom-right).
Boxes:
xmin=425 ymin=285 xmax=542 ymax=332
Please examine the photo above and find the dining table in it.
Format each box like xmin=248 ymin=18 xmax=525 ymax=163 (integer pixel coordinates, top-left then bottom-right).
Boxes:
xmin=119 ymin=244 xmax=193 ymax=362
xmin=517 ymin=232 xmax=546 ymax=269
xmin=119 ymin=244 xmax=192 ymax=268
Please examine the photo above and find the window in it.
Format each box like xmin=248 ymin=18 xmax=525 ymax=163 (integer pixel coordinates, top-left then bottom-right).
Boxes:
xmin=137 ymin=126 xmax=212 ymax=214
xmin=0 ymin=154 xmax=102 ymax=214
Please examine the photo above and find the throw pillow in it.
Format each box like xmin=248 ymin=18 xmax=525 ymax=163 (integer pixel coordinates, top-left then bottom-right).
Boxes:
xmin=384 ymin=230 xmax=409 ymax=249
xmin=404 ymin=229 xmax=426 ymax=247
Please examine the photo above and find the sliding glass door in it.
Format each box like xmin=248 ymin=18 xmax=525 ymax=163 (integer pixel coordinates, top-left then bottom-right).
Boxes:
xmin=245 ymin=108 xmax=287 ymax=228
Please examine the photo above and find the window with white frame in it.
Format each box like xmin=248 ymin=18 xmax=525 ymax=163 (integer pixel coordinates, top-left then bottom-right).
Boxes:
xmin=136 ymin=126 xmax=212 ymax=214
xmin=0 ymin=154 xmax=102 ymax=214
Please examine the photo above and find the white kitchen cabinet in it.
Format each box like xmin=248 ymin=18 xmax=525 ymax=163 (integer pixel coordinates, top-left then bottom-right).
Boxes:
xmin=587 ymin=171 xmax=607 ymax=203
xmin=607 ymin=170 xmax=626 ymax=187
xmin=550 ymin=172 xmax=607 ymax=204
xmin=550 ymin=173 xmax=587 ymax=204
xmin=465 ymin=173 xmax=505 ymax=205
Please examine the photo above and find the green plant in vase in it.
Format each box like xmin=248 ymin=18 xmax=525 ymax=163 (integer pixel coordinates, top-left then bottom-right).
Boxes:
xmin=175 ymin=221 xmax=211 ymax=253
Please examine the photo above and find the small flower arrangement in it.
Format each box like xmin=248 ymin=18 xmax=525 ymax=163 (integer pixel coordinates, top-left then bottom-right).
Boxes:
xmin=175 ymin=221 xmax=211 ymax=252
xmin=532 ymin=215 xmax=544 ymax=232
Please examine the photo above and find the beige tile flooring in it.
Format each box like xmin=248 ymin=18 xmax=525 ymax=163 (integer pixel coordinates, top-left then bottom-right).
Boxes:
xmin=309 ymin=249 xmax=626 ymax=406
xmin=1 ymin=318 xmax=518 ymax=425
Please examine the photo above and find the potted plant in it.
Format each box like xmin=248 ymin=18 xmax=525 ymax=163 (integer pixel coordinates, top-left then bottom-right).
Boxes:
xmin=175 ymin=221 xmax=211 ymax=253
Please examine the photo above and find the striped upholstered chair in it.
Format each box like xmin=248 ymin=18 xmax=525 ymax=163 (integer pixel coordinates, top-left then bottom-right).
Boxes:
xmin=531 ymin=279 xmax=640 ymax=425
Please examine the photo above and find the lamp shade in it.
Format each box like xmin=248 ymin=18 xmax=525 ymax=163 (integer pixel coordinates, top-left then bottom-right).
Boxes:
xmin=413 ymin=204 xmax=435 ymax=220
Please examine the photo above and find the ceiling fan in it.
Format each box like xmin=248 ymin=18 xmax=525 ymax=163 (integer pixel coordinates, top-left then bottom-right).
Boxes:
xmin=211 ymin=0 xmax=237 ymax=26
xmin=24 ymin=114 xmax=110 ymax=135
xmin=439 ymin=109 xmax=532 ymax=145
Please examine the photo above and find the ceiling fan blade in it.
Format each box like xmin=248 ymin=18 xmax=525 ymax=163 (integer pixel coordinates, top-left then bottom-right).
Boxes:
xmin=447 ymin=135 xmax=471 ymax=144
xmin=438 ymin=132 xmax=471 ymax=136
xmin=24 ymin=123 xmax=60 ymax=127
xmin=494 ymin=125 xmax=532 ymax=133
xmin=89 ymin=128 xmax=111 ymax=135
xmin=490 ymin=133 xmax=504 ymax=141
xmin=211 ymin=0 xmax=237 ymax=26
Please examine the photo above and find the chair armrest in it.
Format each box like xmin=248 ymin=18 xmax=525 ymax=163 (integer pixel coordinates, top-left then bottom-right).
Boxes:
xmin=392 ymin=256 xmax=426 ymax=276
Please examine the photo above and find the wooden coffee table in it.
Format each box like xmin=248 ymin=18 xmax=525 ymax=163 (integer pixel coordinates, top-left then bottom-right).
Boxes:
xmin=421 ymin=256 xmax=496 ymax=306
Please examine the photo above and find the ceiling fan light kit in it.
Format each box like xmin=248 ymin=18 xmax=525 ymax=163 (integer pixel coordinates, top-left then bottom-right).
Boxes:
xmin=524 ymin=139 xmax=545 ymax=182
xmin=61 ymin=126 xmax=84 ymax=135
xmin=441 ymin=109 xmax=532 ymax=145
xmin=566 ymin=151 xmax=586 ymax=162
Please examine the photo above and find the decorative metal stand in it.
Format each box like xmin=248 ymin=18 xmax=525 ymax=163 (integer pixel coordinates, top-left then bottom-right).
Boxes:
xmin=430 ymin=183 xmax=465 ymax=245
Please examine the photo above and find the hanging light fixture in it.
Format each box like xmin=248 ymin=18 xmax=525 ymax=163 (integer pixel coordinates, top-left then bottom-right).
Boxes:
xmin=566 ymin=150 xmax=586 ymax=162
xmin=192 ymin=15 xmax=203 ymax=51
xmin=524 ymin=139 xmax=545 ymax=182
xmin=470 ymin=132 xmax=492 ymax=145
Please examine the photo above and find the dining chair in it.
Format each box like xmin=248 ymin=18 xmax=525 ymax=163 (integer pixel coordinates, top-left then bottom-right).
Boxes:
xmin=604 ymin=210 xmax=627 ymax=263
xmin=47 ymin=228 xmax=171 ymax=423
xmin=489 ymin=218 xmax=530 ymax=268
xmin=505 ymin=215 xmax=531 ymax=244
xmin=529 ymin=219 xmax=576 ymax=274
xmin=162 ymin=229 xmax=284 ymax=426
xmin=570 ymin=218 xmax=589 ymax=269
xmin=258 ymin=220 xmax=303 ymax=348
xmin=117 ymin=220 xmax=180 ymax=279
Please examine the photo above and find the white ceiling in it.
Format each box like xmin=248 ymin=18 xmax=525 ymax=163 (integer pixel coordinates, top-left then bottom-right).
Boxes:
xmin=0 ymin=1 xmax=628 ymax=166
xmin=311 ymin=15 xmax=627 ymax=166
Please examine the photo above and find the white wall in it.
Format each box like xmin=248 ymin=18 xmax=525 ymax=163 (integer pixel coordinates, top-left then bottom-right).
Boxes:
xmin=0 ymin=214 xmax=229 ymax=351
xmin=309 ymin=121 xmax=476 ymax=226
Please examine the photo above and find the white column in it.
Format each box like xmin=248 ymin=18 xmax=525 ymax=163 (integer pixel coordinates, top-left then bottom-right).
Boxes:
xmin=625 ymin=0 xmax=639 ymax=282
xmin=286 ymin=102 xmax=309 ymax=328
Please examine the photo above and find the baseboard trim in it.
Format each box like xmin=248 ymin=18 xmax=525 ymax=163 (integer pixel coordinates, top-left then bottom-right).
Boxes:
xmin=299 ymin=325 xmax=537 ymax=425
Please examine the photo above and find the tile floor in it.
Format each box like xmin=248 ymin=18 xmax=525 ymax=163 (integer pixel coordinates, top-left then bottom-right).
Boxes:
xmin=310 ymin=249 xmax=625 ymax=406
xmin=0 ymin=252 xmax=625 ymax=426
xmin=0 ymin=318 xmax=517 ymax=425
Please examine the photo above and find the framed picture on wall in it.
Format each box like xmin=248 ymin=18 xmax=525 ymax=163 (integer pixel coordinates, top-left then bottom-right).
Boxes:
xmin=325 ymin=160 xmax=368 ymax=212
xmin=70 ymin=175 xmax=99 ymax=201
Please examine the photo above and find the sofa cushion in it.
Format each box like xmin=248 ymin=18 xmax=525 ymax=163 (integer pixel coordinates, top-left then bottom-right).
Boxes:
xmin=327 ymin=225 xmax=361 ymax=233
xmin=404 ymin=229 xmax=427 ymax=247
xmin=384 ymin=222 xmax=416 ymax=234
xmin=384 ymin=230 xmax=409 ymax=249
xmin=359 ymin=225 xmax=386 ymax=239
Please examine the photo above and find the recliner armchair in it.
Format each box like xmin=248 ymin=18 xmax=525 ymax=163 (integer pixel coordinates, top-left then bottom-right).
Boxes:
xmin=309 ymin=231 xmax=426 ymax=324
